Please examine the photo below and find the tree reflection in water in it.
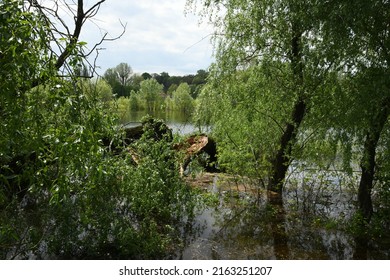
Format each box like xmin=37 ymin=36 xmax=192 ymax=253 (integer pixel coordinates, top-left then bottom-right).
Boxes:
xmin=177 ymin=174 xmax=390 ymax=260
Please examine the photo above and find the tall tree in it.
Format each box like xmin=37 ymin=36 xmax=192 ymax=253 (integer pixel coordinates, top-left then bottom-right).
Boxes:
xmin=141 ymin=72 xmax=152 ymax=80
xmin=350 ymin=1 xmax=390 ymax=223
xmin=319 ymin=0 xmax=390 ymax=222
xmin=1 ymin=1 xmax=196 ymax=260
xmin=188 ymin=0 xmax=332 ymax=194
xmin=1 ymin=0 xmax=116 ymax=169
xmin=172 ymin=83 xmax=194 ymax=114
xmin=116 ymin=62 xmax=133 ymax=87
xmin=104 ymin=63 xmax=134 ymax=97
xmin=154 ymin=72 xmax=171 ymax=92
xmin=139 ymin=78 xmax=163 ymax=111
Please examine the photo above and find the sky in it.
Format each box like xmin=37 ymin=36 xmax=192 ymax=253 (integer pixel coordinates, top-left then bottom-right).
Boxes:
xmin=79 ymin=0 xmax=215 ymax=76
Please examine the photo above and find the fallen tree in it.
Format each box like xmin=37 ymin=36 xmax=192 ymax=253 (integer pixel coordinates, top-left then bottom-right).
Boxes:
xmin=173 ymin=134 xmax=218 ymax=175
xmin=106 ymin=117 xmax=219 ymax=175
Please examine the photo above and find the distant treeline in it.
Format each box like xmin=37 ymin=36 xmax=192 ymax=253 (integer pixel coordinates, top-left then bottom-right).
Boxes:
xmin=103 ymin=62 xmax=208 ymax=99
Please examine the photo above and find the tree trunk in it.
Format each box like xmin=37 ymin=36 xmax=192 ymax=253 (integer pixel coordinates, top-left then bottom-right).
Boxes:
xmin=267 ymin=29 xmax=306 ymax=194
xmin=268 ymin=99 xmax=306 ymax=193
xmin=358 ymin=103 xmax=389 ymax=222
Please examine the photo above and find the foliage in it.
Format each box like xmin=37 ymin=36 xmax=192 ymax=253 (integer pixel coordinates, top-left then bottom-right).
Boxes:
xmin=169 ymin=83 xmax=195 ymax=115
xmin=103 ymin=63 xmax=138 ymax=97
xmin=0 ymin=1 xmax=198 ymax=259
xmin=115 ymin=96 xmax=132 ymax=123
xmin=129 ymin=90 xmax=139 ymax=111
xmin=1 ymin=77 xmax=198 ymax=259
xmin=189 ymin=0 xmax=390 ymax=226
xmin=188 ymin=0 xmax=343 ymax=192
xmin=116 ymin=62 xmax=133 ymax=86
xmin=139 ymin=78 xmax=164 ymax=111
xmin=194 ymin=66 xmax=293 ymax=181
xmin=1 ymin=0 xmax=55 ymax=204
xmin=45 ymin=119 xmax=196 ymax=259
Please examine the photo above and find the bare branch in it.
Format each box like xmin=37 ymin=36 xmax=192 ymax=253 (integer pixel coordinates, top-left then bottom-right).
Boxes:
xmin=25 ymin=0 xmax=124 ymax=85
xmin=85 ymin=20 xmax=127 ymax=58
xmin=84 ymin=20 xmax=127 ymax=76
xmin=84 ymin=0 xmax=106 ymax=20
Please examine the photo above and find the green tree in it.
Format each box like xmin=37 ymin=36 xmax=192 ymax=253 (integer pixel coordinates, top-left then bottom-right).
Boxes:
xmin=154 ymin=72 xmax=171 ymax=92
xmin=80 ymin=78 xmax=114 ymax=103
xmin=191 ymin=0 xmax=390 ymax=225
xmin=189 ymin=0 xmax=334 ymax=194
xmin=129 ymin=73 xmax=144 ymax=92
xmin=1 ymin=0 xmax=115 ymax=257
xmin=167 ymin=84 xmax=178 ymax=97
xmin=129 ymin=90 xmax=139 ymax=111
xmin=191 ymin=69 xmax=209 ymax=98
xmin=116 ymin=62 xmax=133 ymax=87
xmin=103 ymin=63 xmax=134 ymax=97
xmin=318 ymin=0 xmax=390 ymax=222
xmin=1 ymin=0 xmax=196 ymax=259
xmin=141 ymin=72 xmax=152 ymax=80
xmin=192 ymin=69 xmax=208 ymax=85
xmin=139 ymin=78 xmax=163 ymax=111
xmin=103 ymin=67 xmax=122 ymax=95
xmin=172 ymin=83 xmax=194 ymax=115
xmin=116 ymin=96 xmax=131 ymax=122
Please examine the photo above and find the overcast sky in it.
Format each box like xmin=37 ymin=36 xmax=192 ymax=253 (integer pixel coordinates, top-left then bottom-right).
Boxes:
xmin=80 ymin=0 xmax=215 ymax=76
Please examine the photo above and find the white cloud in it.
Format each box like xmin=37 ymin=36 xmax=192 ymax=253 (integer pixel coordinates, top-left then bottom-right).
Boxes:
xmin=79 ymin=0 xmax=214 ymax=75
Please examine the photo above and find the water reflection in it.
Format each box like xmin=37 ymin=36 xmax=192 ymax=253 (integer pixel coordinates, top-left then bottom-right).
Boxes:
xmin=268 ymin=193 xmax=290 ymax=259
xmin=120 ymin=112 xmax=389 ymax=259
xmin=176 ymin=173 xmax=390 ymax=260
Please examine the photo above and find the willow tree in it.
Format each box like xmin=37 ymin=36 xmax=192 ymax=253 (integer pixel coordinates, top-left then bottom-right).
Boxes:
xmin=139 ymin=78 xmax=164 ymax=111
xmin=319 ymin=0 xmax=390 ymax=222
xmin=348 ymin=1 xmax=390 ymax=223
xmin=188 ymin=0 xmax=336 ymax=194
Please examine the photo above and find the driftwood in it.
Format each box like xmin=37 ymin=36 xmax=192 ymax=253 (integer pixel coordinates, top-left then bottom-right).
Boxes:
xmin=1 ymin=118 xmax=179 ymax=207
xmin=123 ymin=132 xmax=218 ymax=176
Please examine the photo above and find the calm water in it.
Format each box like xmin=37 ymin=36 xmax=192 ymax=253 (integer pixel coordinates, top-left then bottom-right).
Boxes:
xmin=120 ymin=110 xmax=210 ymax=135
xmin=122 ymin=110 xmax=390 ymax=260
xmin=175 ymin=173 xmax=390 ymax=260
xmin=6 ymin=111 xmax=389 ymax=259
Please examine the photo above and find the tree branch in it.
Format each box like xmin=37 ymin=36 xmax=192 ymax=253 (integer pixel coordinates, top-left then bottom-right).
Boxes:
xmin=54 ymin=0 xmax=86 ymax=69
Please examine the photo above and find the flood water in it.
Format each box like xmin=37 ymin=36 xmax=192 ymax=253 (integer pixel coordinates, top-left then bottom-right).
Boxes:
xmin=4 ymin=111 xmax=389 ymax=260
xmin=175 ymin=172 xmax=390 ymax=260
xmin=122 ymin=110 xmax=390 ymax=260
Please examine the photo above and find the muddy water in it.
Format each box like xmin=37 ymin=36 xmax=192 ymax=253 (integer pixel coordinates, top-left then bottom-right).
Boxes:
xmin=175 ymin=173 xmax=390 ymax=260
